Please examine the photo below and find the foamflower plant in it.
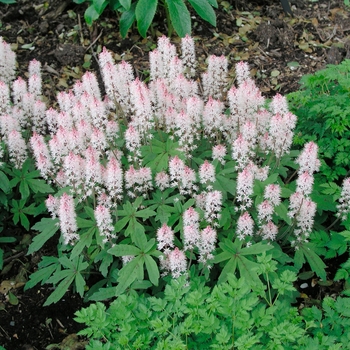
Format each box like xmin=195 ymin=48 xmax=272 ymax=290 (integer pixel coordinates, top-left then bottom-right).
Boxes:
xmin=0 ymin=35 xmax=349 ymax=304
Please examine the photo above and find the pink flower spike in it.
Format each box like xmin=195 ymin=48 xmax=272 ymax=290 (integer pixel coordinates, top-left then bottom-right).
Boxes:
xmin=46 ymin=194 xmax=58 ymax=219
xmin=264 ymin=184 xmax=281 ymax=206
xmin=257 ymin=200 xmax=274 ymax=223
xmin=181 ymin=35 xmax=196 ymax=77
xmin=212 ymin=144 xmax=227 ymax=164
xmin=7 ymin=130 xmax=27 ymax=168
xmin=125 ymin=124 xmax=141 ymax=154
xmin=271 ymin=93 xmax=289 ymax=115
xmin=183 ymin=225 xmax=200 ymax=250
xmin=95 ymin=205 xmax=115 ymax=242
xmin=81 ymin=71 xmax=101 ymax=100
xmin=58 ymin=193 xmax=78 ymax=245
xmin=199 ymin=160 xmax=216 ymax=185
xmin=155 ymin=171 xmax=170 ymax=191
xmin=236 ymin=212 xmax=254 ymax=240
xmin=296 ymin=171 xmax=314 ymax=196
xmin=169 ymin=155 xmax=185 ymax=184
xmin=30 ymin=132 xmax=53 ymax=179
xmin=337 ymin=178 xmax=350 ymax=220
xmin=236 ymin=167 xmax=254 ymax=209
xmin=235 ymin=61 xmax=250 ymax=85
xmin=199 ymin=226 xmax=217 ymax=263
xmin=296 ymin=141 xmax=320 ymax=175
xmin=157 ymin=224 xmax=175 ymax=251
xmin=183 ymin=207 xmax=199 ymax=228
xmin=0 ymin=37 xmax=16 ymax=84
xmin=105 ymin=157 xmax=123 ymax=200
xmin=261 ymin=221 xmax=278 ymax=241
xmin=168 ymin=247 xmax=187 ymax=278
xmin=205 ymin=190 xmax=222 ymax=223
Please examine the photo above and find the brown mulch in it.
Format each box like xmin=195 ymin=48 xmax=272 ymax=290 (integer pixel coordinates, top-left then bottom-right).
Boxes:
xmin=0 ymin=0 xmax=349 ymax=349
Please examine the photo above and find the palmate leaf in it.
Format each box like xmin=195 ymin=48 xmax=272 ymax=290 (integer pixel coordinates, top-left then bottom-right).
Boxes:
xmin=27 ymin=218 xmax=59 ymax=255
xmin=115 ymin=255 xmax=145 ymax=296
xmin=108 ymin=244 xmax=141 ymax=256
xmin=295 ymin=243 xmax=327 ymax=281
xmin=24 ymin=256 xmax=60 ymax=290
xmin=43 ymin=274 xmax=76 ymax=306
xmin=43 ymin=256 xmax=89 ymax=305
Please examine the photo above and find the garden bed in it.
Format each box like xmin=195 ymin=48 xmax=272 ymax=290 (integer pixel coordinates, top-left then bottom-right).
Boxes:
xmin=0 ymin=0 xmax=349 ymax=348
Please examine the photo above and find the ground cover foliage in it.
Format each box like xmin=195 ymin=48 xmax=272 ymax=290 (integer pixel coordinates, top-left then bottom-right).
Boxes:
xmin=0 ymin=0 xmax=350 ymax=349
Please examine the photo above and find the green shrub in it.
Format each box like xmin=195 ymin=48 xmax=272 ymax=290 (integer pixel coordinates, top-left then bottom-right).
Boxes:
xmin=75 ymin=261 xmax=349 ymax=349
xmin=73 ymin=0 xmax=218 ymax=38
xmin=288 ymin=59 xmax=350 ymax=183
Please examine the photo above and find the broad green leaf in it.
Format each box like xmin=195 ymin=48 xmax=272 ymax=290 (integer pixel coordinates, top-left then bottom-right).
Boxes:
xmin=77 ymin=217 xmax=95 ymax=229
xmin=27 ymin=218 xmax=59 ymax=255
xmin=155 ymin=207 xmax=171 ymax=224
xmin=114 ymin=216 xmax=130 ymax=232
xmin=274 ymin=203 xmax=292 ymax=224
xmin=144 ymin=238 xmax=156 ymax=253
xmin=144 ymin=255 xmax=159 ymax=286
xmin=213 ymin=250 xmax=232 ymax=263
xmin=71 ymin=228 xmax=95 ymax=259
xmin=0 ymin=237 xmax=16 ymax=243
xmin=19 ymin=212 xmax=30 ymax=230
xmin=165 ymin=0 xmax=191 ymax=37
xmin=294 ymin=248 xmax=305 ymax=270
xmin=0 ymin=0 xmax=17 ymax=3
xmin=24 ymin=262 xmax=59 ymax=290
xmin=299 ymin=243 xmax=327 ymax=281
xmin=75 ymin=271 xmax=86 ymax=297
xmin=207 ymin=0 xmax=218 ymax=7
xmin=84 ymin=4 xmax=100 ymax=25
xmin=44 ymin=274 xmax=75 ymax=306
xmin=108 ymin=244 xmax=141 ymax=256
xmin=119 ymin=0 xmax=131 ymax=10
xmin=89 ymin=287 xmax=117 ymax=301
xmin=135 ymin=208 xmax=156 ymax=219
xmin=132 ymin=221 xmax=148 ymax=249
xmin=115 ymin=256 xmax=145 ymax=296
xmin=0 ymin=171 xmax=10 ymax=193
xmin=214 ymin=174 xmax=236 ymax=196
xmin=188 ymin=0 xmax=216 ymax=26
xmin=27 ymin=179 xmax=53 ymax=194
xmin=19 ymin=180 xmax=30 ymax=200
xmin=95 ymin=249 xmax=114 ymax=277
xmin=218 ymin=257 xmax=237 ymax=284
xmin=136 ymin=0 xmax=157 ymax=38
xmin=46 ymin=269 xmax=72 ymax=284
xmin=237 ymin=256 xmax=262 ymax=287
xmin=93 ymin=0 xmax=108 ymax=14
xmin=0 ymin=248 xmax=3 ymax=270
xmin=240 ymin=242 xmax=273 ymax=255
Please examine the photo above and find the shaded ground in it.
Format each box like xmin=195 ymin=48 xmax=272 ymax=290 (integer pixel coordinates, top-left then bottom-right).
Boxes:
xmin=0 ymin=0 xmax=349 ymax=349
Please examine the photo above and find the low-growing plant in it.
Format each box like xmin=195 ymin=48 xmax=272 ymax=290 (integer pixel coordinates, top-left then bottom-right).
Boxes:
xmin=73 ymin=0 xmax=218 ymax=38
xmin=1 ymin=35 xmax=349 ymax=306
xmin=0 ymin=157 xmax=54 ymax=271
xmin=288 ymin=59 xmax=350 ymax=183
xmin=75 ymin=260 xmax=349 ymax=349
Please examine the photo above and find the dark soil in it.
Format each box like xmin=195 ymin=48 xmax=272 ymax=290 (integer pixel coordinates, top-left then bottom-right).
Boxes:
xmin=0 ymin=0 xmax=349 ymax=349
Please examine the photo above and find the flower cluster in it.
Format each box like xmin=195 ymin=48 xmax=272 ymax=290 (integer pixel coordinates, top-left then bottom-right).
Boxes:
xmin=0 ymin=33 xmax=333 ymax=290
